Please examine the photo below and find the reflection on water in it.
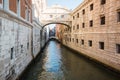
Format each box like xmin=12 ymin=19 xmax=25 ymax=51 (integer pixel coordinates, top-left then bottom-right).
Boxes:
xmin=21 ymin=41 xmax=120 ymax=80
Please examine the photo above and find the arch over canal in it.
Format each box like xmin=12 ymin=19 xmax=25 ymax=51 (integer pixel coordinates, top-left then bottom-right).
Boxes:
xmin=42 ymin=21 xmax=71 ymax=29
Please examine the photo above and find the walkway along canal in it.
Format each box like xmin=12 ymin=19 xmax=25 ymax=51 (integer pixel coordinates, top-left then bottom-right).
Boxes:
xmin=20 ymin=40 xmax=120 ymax=80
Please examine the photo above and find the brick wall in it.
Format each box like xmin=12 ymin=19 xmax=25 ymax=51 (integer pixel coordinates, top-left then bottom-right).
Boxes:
xmin=0 ymin=0 xmax=2 ymax=3
xmin=21 ymin=0 xmax=32 ymax=22
xmin=9 ymin=0 xmax=17 ymax=13
xmin=21 ymin=0 xmax=26 ymax=19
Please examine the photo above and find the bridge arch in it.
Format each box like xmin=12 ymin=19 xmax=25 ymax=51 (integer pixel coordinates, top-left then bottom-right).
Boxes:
xmin=42 ymin=22 xmax=71 ymax=29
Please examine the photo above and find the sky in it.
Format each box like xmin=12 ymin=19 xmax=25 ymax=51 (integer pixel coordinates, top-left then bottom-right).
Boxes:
xmin=47 ymin=0 xmax=83 ymax=10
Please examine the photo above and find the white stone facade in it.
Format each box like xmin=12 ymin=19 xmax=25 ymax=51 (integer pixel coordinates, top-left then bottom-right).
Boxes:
xmin=32 ymin=23 xmax=41 ymax=57
xmin=0 ymin=10 xmax=33 ymax=80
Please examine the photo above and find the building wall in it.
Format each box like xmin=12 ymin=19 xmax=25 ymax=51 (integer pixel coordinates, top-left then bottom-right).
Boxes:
xmin=0 ymin=11 xmax=33 ymax=80
xmin=63 ymin=0 xmax=120 ymax=71
xmin=33 ymin=24 xmax=41 ymax=57
xmin=9 ymin=0 xmax=17 ymax=13
xmin=0 ymin=0 xmax=42 ymax=80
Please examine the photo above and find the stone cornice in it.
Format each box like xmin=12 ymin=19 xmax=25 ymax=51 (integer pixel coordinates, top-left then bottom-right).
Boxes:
xmin=0 ymin=9 xmax=33 ymax=28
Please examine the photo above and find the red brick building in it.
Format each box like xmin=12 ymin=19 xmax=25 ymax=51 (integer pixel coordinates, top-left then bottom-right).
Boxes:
xmin=0 ymin=0 xmax=32 ymax=23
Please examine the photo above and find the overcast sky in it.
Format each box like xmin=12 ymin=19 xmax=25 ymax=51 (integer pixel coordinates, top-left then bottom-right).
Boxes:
xmin=47 ymin=0 xmax=83 ymax=10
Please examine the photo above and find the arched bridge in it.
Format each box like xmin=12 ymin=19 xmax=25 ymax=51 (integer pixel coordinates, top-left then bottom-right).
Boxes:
xmin=39 ymin=4 xmax=72 ymax=29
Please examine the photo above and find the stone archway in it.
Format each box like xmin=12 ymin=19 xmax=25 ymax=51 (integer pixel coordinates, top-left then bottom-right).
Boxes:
xmin=42 ymin=21 xmax=71 ymax=29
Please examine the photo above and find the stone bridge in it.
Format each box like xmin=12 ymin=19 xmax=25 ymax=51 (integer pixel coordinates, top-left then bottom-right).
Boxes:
xmin=39 ymin=4 xmax=72 ymax=29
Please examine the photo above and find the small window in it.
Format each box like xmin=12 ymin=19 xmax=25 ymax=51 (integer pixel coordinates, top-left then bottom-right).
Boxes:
xmin=27 ymin=43 xmax=29 ymax=49
xmin=61 ymin=15 xmax=64 ymax=18
xmin=100 ymin=16 xmax=105 ymax=25
xmin=99 ymin=42 xmax=104 ymax=50
xmin=76 ymin=39 xmax=78 ymax=43
xmin=82 ymin=9 xmax=85 ymax=15
xmin=90 ymin=4 xmax=93 ymax=11
xmin=70 ymin=38 xmax=71 ymax=42
xmin=77 ymin=13 xmax=79 ymax=18
xmin=11 ymin=48 xmax=14 ymax=60
xmin=82 ymin=23 xmax=85 ymax=28
xmin=117 ymin=12 xmax=120 ymax=22
xmin=81 ymin=39 xmax=84 ymax=45
xmin=50 ymin=15 xmax=53 ymax=18
xmin=73 ymin=38 xmax=74 ymax=42
xmin=116 ymin=44 xmax=120 ymax=53
xmin=73 ymin=16 xmax=75 ymax=20
xmin=89 ymin=40 xmax=92 ymax=47
xmin=77 ymin=24 xmax=79 ymax=29
xmin=21 ymin=45 xmax=23 ymax=53
xmin=90 ymin=20 xmax=93 ymax=27
xmin=101 ymin=0 xmax=106 ymax=5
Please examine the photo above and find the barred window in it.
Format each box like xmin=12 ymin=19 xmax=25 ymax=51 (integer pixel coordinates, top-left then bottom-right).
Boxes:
xmin=116 ymin=44 xmax=120 ymax=53
xmin=89 ymin=40 xmax=92 ymax=47
xmin=90 ymin=4 xmax=93 ymax=11
xmin=90 ymin=20 xmax=93 ymax=27
xmin=117 ymin=12 xmax=120 ymax=22
xmin=99 ymin=42 xmax=104 ymax=50
xmin=100 ymin=16 xmax=105 ymax=25
xmin=101 ymin=0 xmax=106 ymax=5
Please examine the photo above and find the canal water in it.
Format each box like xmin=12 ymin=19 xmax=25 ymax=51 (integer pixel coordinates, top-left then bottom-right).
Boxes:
xmin=21 ymin=41 xmax=120 ymax=80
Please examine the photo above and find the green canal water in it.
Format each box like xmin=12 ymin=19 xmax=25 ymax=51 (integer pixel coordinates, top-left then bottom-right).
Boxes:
xmin=20 ymin=41 xmax=120 ymax=80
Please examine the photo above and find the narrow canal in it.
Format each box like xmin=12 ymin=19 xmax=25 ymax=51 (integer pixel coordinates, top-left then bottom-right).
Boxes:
xmin=21 ymin=40 xmax=120 ymax=80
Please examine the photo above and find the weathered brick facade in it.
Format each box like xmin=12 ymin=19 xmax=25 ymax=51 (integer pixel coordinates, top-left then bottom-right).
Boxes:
xmin=9 ymin=0 xmax=17 ymax=13
xmin=21 ymin=0 xmax=32 ymax=22
xmin=0 ymin=0 xmax=2 ymax=3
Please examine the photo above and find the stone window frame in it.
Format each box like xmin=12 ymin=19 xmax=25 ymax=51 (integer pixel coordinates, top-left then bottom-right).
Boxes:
xmin=90 ymin=3 xmax=93 ymax=11
xmin=100 ymin=15 xmax=105 ymax=25
xmin=61 ymin=15 xmax=64 ymax=18
xmin=116 ymin=44 xmax=120 ymax=53
xmin=73 ymin=16 xmax=75 ymax=20
xmin=76 ymin=39 xmax=79 ymax=43
xmin=99 ymin=42 xmax=104 ymax=50
xmin=90 ymin=20 xmax=93 ymax=27
xmin=77 ymin=13 xmax=79 ymax=18
xmin=50 ymin=15 xmax=53 ymax=18
xmin=70 ymin=38 xmax=71 ymax=42
xmin=11 ymin=47 xmax=14 ymax=60
xmin=81 ymin=39 xmax=84 ymax=45
xmin=27 ymin=42 xmax=29 ymax=50
xmin=77 ymin=24 xmax=79 ymax=29
xmin=101 ymin=0 xmax=106 ymax=5
xmin=82 ymin=9 xmax=85 ymax=15
xmin=88 ymin=40 xmax=92 ymax=47
xmin=82 ymin=22 xmax=85 ymax=28
xmin=117 ymin=9 xmax=120 ymax=22
xmin=21 ymin=45 xmax=23 ymax=53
